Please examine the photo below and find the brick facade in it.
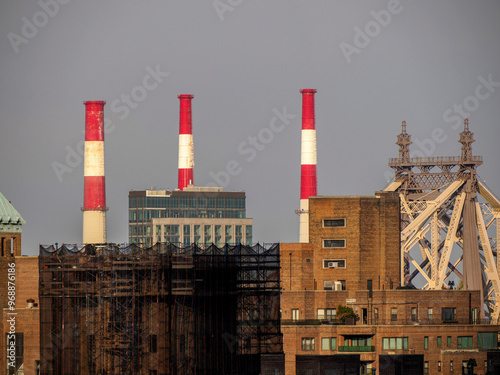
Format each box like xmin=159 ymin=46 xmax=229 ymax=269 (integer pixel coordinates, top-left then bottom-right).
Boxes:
xmin=0 ymin=255 xmax=40 ymax=375
xmin=281 ymin=192 xmax=499 ymax=375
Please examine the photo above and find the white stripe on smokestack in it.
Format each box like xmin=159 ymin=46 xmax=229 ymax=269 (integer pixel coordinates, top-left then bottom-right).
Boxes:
xmin=178 ymin=94 xmax=194 ymax=190
xmin=178 ymin=134 xmax=194 ymax=169
xmin=83 ymin=101 xmax=107 ymax=244
xmin=299 ymin=89 xmax=318 ymax=243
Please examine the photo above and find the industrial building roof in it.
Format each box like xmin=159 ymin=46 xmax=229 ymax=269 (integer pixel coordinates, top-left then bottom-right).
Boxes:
xmin=0 ymin=191 xmax=25 ymax=225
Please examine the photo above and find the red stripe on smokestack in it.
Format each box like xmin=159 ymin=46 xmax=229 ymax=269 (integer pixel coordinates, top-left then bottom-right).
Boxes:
xmin=85 ymin=101 xmax=105 ymax=141
xmin=301 ymin=89 xmax=316 ymax=130
xmin=84 ymin=176 xmax=106 ymax=210
xmin=178 ymin=94 xmax=194 ymax=190
xmin=300 ymin=164 xmax=317 ymax=200
xmin=179 ymin=94 xmax=194 ymax=134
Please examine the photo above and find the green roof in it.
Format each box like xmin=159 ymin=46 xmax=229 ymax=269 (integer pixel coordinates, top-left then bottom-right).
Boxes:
xmin=0 ymin=191 xmax=25 ymax=225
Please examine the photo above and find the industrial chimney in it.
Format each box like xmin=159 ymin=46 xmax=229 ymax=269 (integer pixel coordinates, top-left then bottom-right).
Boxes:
xmin=178 ymin=94 xmax=194 ymax=190
xmin=299 ymin=89 xmax=318 ymax=243
xmin=83 ymin=101 xmax=107 ymax=244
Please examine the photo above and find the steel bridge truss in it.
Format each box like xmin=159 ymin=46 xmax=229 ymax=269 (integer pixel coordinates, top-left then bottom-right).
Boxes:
xmin=385 ymin=120 xmax=500 ymax=323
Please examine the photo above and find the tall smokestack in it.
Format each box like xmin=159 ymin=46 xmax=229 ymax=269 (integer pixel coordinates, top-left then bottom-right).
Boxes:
xmin=83 ymin=101 xmax=107 ymax=244
xmin=299 ymin=89 xmax=317 ymax=243
xmin=178 ymin=94 xmax=194 ymax=190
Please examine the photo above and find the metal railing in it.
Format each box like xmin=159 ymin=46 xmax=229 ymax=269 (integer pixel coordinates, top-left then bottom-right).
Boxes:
xmin=338 ymin=345 xmax=375 ymax=352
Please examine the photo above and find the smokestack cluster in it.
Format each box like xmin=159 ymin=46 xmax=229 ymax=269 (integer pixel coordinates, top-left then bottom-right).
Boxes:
xmin=299 ymin=89 xmax=318 ymax=243
xmin=83 ymin=101 xmax=107 ymax=244
xmin=178 ymin=94 xmax=195 ymax=190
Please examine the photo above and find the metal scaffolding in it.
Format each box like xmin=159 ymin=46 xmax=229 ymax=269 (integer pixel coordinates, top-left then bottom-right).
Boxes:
xmin=385 ymin=119 xmax=500 ymax=322
xmin=39 ymin=243 xmax=282 ymax=375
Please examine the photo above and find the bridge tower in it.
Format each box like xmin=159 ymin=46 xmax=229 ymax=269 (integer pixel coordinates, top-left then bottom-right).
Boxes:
xmin=385 ymin=119 xmax=500 ymax=322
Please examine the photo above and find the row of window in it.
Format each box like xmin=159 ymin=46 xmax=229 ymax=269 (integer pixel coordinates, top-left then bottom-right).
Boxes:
xmin=130 ymin=224 xmax=251 ymax=237
xmin=292 ymin=306 xmax=486 ymax=328
xmin=301 ymin=333 xmax=497 ymax=353
xmin=301 ymin=336 xmax=371 ymax=351
xmin=129 ymin=208 xmax=246 ymax=221
xmin=130 ymin=196 xmax=246 ymax=209
xmin=424 ymin=360 xmax=489 ymax=374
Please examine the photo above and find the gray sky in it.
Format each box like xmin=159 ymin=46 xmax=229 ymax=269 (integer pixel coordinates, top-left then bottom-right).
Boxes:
xmin=1 ymin=1 xmax=499 ymax=255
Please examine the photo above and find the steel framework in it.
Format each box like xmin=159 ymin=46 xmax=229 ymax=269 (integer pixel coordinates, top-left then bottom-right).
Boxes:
xmin=39 ymin=243 xmax=282 ymax=375
xmin=385 ymin=120 xmax=500 ymax=323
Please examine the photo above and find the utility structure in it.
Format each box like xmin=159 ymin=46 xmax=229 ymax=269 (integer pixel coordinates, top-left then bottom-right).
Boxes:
xmin=385 ymin=119 xmax=500 ymax=322
xmin=297 ymin=89 xmax=318 ymax=243
xmin=178 ymin=94 xmax=194 ymax=191
xmin=83 ymin=101 xmax=107 ymax=244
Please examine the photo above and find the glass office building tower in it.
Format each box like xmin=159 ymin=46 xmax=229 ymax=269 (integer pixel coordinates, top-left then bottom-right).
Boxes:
xmin=128 ymin=186 xmax=253 ymax=247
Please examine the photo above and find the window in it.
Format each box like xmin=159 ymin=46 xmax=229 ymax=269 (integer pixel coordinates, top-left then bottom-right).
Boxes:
xmin=478 ymin=332 xmax=497 ymax=348
xmin=323 ymin=239 xmax=345 ymax=248
xmin=438 ymin=361 xmax=442 ymax=372
xmin=323 ymin=280 xmax=332 ymax=290
xmin=382 ymin=337 xmax=408 ymax=350
xmin=411 ymin=307 xmax=417 ymax=321
xmin=447 ymin=336 xmax=451 ymax=347
xmin=450 ymin=361 xmax=453 ymax=372
xmin=323 ymin=219 xmax=345 ymax=227
xmin=424 ymin=336 xmax=428 ymax=349
xmin=321 ymin=337 xmax=336 ymax=350
xmin=225 ymin=225 xmax=232 ymax=243
xmin=374 ymin=308 xmax=379 ymax=323
xmin=292 ymin=309 xmax=299 ymax=321
xmin=424 ymin=361 xmax=429 ymax=374
xmin=245 ymin=226 xmax=252 ymax=245
xmin=428 ymin=307 xmax=433 ymax=322
xmin=235 ymin=225 xmax=242 ymax=244
xmin=322 ymin=259 xmax=346 ymax=269
xmin=317 ymin=308 xmax=336 ymax=321
xmin=301 ymin=337 xmax=315 ymax=351
xmin=391 ymin=308 xmax=397 ymax=322
xmin=442 ymin=307 xmax=456 ymax=322
xmin=343 ymin=336 xmax=372 ymax=348
xmin=437 ymin=336 xmax=442 ymax=347
xmin=471 ymin=307 xmax=478 ymax=324
xmin=457 ymin=336 xmax=473 ymax=349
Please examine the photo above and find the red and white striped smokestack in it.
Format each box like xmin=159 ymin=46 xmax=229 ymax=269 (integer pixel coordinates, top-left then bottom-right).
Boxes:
xmin=299 ymin=89 xmax=317 ymax=243
xmin=83 ymin=101 xmax=107 ymax=244
xmin=178 ymin=94 xmax=194 ymax=190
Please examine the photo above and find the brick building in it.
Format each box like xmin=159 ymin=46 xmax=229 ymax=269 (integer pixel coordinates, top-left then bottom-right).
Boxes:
xmin=281 ymin=192 xmax=500 ymax=375
xmin=0 ymin=192 xmax=40 ymax=374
